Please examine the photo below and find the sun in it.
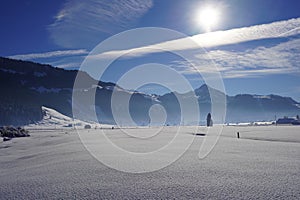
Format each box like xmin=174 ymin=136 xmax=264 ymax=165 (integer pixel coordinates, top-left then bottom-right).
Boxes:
xmin=196 ymin=6 xmax=220 ymax=32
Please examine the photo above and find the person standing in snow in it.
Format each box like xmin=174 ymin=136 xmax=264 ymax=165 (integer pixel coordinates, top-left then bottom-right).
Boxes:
xmin=206 ymin=113 xmax=213 ymax=127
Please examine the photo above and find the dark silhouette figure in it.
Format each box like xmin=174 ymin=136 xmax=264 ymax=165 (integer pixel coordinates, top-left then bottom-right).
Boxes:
xmin=206 ymin=113 xmax=213 ymax=127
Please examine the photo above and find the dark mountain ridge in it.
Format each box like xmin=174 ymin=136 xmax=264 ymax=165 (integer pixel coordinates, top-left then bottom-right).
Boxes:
xmin=1 ymin=57 xmax=299 ymax=125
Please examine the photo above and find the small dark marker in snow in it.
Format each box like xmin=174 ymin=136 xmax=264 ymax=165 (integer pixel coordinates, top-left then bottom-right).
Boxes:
xmin=237 ymin=132 xmax=240 ymax=139
xmin=3 ymin=137 xmax=11 ymax=142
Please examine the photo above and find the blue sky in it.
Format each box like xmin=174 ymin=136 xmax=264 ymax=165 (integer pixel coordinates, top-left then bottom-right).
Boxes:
xmin=1 ymin=0 xmax=300 ymax=101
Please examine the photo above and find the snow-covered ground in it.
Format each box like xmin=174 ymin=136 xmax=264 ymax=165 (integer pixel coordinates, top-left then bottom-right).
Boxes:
xmin=0 ymin=125 xmax=299 ymax=199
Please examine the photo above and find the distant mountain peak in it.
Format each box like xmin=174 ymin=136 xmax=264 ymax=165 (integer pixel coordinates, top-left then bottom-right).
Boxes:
xmin=1 ymin=57 xmax=300 ymax=125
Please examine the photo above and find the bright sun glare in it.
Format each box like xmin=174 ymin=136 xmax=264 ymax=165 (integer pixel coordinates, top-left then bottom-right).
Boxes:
xmin=197 ymin=6 xmax=220 ymax=32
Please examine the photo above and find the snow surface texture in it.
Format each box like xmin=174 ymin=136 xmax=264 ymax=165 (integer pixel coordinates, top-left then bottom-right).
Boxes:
xmin=0 ymin=125 xmax=299 ymax=199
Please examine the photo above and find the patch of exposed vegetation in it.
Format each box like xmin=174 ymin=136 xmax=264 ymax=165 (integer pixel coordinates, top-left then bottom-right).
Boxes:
xmin=0 ymin=126 xmax=30 ymax=138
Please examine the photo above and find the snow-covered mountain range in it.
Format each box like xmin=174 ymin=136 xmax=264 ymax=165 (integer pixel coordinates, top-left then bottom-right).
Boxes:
xmin=1 ymin=57 xmax=299 ymax=125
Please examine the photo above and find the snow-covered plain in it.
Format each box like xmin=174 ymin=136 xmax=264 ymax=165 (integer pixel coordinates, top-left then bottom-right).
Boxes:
xmin=0 ymin=125 xmax=299 ymax=199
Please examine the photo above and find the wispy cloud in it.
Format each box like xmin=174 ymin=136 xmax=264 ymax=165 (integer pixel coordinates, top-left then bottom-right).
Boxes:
xmin=167 ymin=37 xmax=300 ymax=78
xmin=193 ymin=18 xmax=300 ymax=48
xmin=48 ymin=0 xmax=153 ymax=48
xmin=93 ymin=18 xmax=300 ymax=78
xmin=8 ymin=49 xmax=88 ymax=60
xmin=95 ymin=18 xmax=300 ymax=59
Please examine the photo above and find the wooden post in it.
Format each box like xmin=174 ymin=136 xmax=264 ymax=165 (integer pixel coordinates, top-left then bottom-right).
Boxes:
xmin=237 ymin=132 xmax=240 ymax=139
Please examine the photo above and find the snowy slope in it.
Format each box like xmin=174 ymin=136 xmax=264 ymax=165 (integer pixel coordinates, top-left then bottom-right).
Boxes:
xmin=25 ymin=106 xmax=101 ymax=129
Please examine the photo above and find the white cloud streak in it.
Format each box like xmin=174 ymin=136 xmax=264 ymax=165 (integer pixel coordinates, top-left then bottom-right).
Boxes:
xmin=96 ymin=18 xmax=300 ymax=59
xmin=48 ymin=0 xmax=153 ymax=48
xmin=8 ymin=49 xmax=88 ymax=60
xmin=94 ymin=18 xmax=300 ymax=78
